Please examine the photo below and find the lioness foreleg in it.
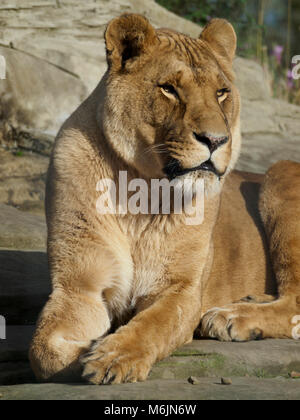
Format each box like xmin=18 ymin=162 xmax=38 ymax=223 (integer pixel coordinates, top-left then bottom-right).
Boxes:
xmin=80 ymin=280 xmax=202 ymax=385
xmin=29 ymin=241 xmax=130 ymax=382
xmin=29 ymin=286 xmax=111 ymax=382
xmin=200 ymin=161 xmax=300 ymax=341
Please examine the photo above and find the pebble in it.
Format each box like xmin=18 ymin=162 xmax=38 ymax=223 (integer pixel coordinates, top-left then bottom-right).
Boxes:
xmin=188 ymin=376 xmax=200 ymax=385
xmin=221 ymin=377 xmax=232 ymax=386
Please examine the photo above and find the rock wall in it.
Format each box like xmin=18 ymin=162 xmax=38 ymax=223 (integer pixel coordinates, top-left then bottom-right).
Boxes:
xmin=1 ymin=2 xmax=300 ymax=397
xmin=0 ymin=0 xmax=299 ymax=206
xmin=0 ymin=0 xmax=201 ymax=146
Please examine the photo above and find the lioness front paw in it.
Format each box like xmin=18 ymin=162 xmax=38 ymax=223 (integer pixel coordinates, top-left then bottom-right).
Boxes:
xmin=200 ymin=305 xmax=264 ymax=342
xmin=80 ymin=335 xmax=151 ymax=385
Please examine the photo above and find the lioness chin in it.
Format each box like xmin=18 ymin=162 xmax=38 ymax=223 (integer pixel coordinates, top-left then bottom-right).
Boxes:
xmin=29 ymin=14 xmax=300 ymax=385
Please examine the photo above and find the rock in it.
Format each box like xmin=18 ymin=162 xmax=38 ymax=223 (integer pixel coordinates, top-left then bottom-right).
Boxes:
xmin=0 ymin=0 xmax=299 ymax=174
xmin=0 ymin=45 xmax=86 ymax=152
xmin=0 ymin=0 xmax=200 ymax=94
xmin=221 ymin=377 xmax=232 ymax=386
xmin=2 ymin=327 xmax=300 ymax=381
xmin=237 ymin=97 xmax=300 ymax=173
xmin=1 ymin=325 xmax=300 ymax=400
xmin=0 ymin=326 xmax=35 ymax=362
xmin=0 ymin=363 xmax=35 ymax=386
xmin=290 ymin=371 xmax=300 ymax=379
xmin=131 ymin=0 xmax=201 ymax=38
xmin=188 ymin=376 xmax=200 ymax=385
xmin=0 ymin=0 xmax=200 ymax=159
xmin=4 ymin=328 xmax=299 ymax=384
xmin=234 ymin=58 xmax=300 ymax=173
xmin=1 ymin=377 xmax=300 ymax=400
xmin=0 ymin=204 xmax=46 ymax=249
xmin=234 ymin=57 xmax=271 ymax=102
xmin=154 ymin=339 xmax=300 ymax=380
xmin=12 ymin=131 xmax=55 ymax=158
xmin=0 ymin=205 xmax=49 ymax=325
xmin=0 ymin=150 xmax=48 ymax=214
xmin=0 ymin=250 xmax=50 ymax=325
xmin=0 ymin=326 xmax=36 ymax=385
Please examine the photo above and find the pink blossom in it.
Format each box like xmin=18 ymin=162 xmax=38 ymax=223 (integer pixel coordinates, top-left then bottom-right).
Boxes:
xmin=287 ymin=69 xmax=294 ymax=89
xmin=273 ymin=45 xmax=284 ymax=65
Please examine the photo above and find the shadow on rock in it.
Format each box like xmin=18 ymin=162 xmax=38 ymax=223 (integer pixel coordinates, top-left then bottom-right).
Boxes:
xmin=0 ymin=250 xmax=50 ymax=325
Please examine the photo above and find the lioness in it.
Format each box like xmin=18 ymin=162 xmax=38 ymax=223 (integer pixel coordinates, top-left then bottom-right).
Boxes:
xmin=29 ymin=14 xmax=300 ymax=384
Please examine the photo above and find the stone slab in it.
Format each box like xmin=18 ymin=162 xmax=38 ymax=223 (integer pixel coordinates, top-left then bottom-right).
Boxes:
xmin=0 ymin=377 xmax=299 ymax=400
xmin=0 ymin=326 xmax=35 ymax=362
xmin=0 ymin=204 xmax=46 ymax=250
xmin=0 ymin=250 xmax=50 ymax=325
xmin=1 ymin=326 xmax=300 ymax=387
xmin=0 ymin=150 xmax=48 ymax=214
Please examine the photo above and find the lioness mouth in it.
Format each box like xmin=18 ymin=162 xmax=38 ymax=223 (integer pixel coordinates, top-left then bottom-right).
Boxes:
xmin=164 ymin=159 xmax=222 ymax=180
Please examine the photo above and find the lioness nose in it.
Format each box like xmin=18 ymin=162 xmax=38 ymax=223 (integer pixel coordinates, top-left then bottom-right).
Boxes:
xmin=193 ymin=132 xmax=229 ymax=153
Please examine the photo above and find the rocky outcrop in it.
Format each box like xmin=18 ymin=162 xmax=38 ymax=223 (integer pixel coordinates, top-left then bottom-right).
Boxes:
xmin=2 ymin=377 xmax=300 ymax=400
xmin=0 ymin=0 xmax=200 ymax=149
xmin=0 ymin=203 xmax=46 ymax=249
xmin=1 ymin=1 xmax=300 ymax=400
xmin=0 ymin=0 xmax=299 ymax=177
xmin=1 ymin=324 xmax=300 ymax=397
xmin=0 ymin=203 xmax=49 ymax=324
xmin=234 ymin=58 xmax=300 ymax=173
xmin=0 ymin=45 xmax=86 ymax=153
xmin=0 ymin=150 xmax=48 ymax=213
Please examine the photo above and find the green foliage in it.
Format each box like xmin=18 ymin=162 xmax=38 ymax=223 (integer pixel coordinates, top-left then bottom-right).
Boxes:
xmin=156 ymin=0 xmax=259 ymax=57
xmin=156 ymin=0 xmax=300 ymax=105
xmin=157 ymin=0 xmax=247 ymax=22
xmin=14 ymin=150 xmax=24 ymax=157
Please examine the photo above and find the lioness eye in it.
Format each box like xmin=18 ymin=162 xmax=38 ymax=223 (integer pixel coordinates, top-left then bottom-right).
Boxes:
xmin=217 ymin=88 xmax=230 ymax=102
xmin=160 ymin=84 xmax=179 ymax=99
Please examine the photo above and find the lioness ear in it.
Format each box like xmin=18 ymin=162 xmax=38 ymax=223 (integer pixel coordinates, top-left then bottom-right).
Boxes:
xmin=199 ymin=18 xmax=237 ymax=62
xmin=105 ymin=14 xmax=157 ymax=70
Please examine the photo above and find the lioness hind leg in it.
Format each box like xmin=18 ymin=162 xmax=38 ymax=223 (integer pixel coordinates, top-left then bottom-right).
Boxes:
xmin=261 ymin=161 xmax=300 ymax=299
xmin=200 ymin=161 xmax=300 ymax=342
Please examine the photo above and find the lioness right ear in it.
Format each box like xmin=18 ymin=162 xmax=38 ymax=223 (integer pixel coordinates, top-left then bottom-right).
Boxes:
xmin=199 ymin=18 xmax=237 ymax=63
xmin=105 ymin=14 xmax=157 ymax=70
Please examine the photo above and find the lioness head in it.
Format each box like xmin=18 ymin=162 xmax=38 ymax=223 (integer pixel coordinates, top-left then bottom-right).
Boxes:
xmin=100 ymin=14 xmax=241 ymax=193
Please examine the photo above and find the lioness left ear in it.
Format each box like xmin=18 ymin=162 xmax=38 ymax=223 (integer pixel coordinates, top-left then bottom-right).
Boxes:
xmin=199 ymin=18 xmax=237 ymax=62
xmin=105 ymin=14 xmax=157 ymax=70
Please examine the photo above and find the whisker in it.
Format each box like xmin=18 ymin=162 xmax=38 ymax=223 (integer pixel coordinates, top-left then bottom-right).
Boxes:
xmin=144 ymin=144 xmax=169 ymax=155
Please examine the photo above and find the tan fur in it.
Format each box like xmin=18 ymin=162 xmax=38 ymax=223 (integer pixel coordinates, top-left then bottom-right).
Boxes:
xmin=29 ymin=14 xmax=300 ymax=384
